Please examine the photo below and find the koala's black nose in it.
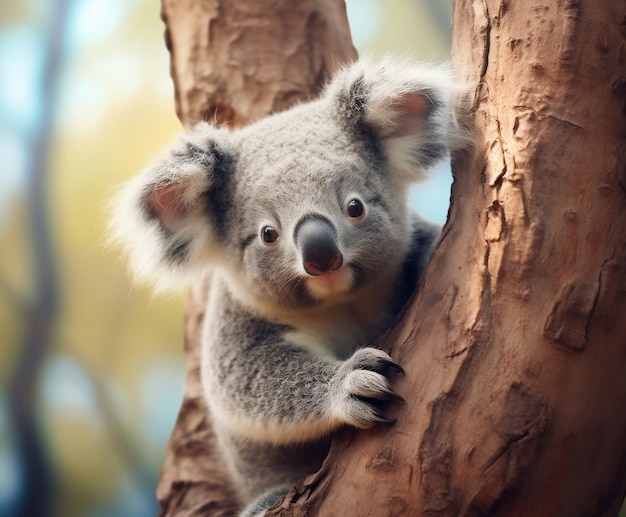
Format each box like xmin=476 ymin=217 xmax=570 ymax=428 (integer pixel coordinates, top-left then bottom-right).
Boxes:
xmin=295 ymin=217 xmax=343 ymax=276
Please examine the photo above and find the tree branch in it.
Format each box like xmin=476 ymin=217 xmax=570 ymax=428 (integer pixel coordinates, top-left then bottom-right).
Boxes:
xmin=7 ymin=1 xmax=70 ymax=516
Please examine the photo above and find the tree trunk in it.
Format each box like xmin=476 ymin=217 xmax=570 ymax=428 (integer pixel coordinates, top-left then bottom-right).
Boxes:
xmin=266 ymin=1 xmax=626 ymax=515
xmin=157 ymin=0 xmax=626 ymax=516
xmin=156 ymin=2 xmax=357 ymax=515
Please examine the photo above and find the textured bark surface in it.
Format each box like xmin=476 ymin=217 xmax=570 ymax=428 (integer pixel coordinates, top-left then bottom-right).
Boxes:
xmin=156 ymin=2 xmax=357 ymax=515
xmin=160 ymin=0 xmax=356 ymax=129
xmin=268 ymin=1 xmax=626 ymax=515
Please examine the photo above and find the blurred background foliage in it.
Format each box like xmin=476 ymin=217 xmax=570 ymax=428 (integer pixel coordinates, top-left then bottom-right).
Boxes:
xmin=0 ymin=1 xmax=451 ymax=516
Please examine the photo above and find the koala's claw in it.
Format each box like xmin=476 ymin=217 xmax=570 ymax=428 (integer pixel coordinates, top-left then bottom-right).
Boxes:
xmin=341 ymin=395 xmax=399 ymax=429
xmin=333 ymin=347 xmax=403 ymax=429
xmin=385 ymin=390 xmax=406 ymax=403
xmin=380 ymin=358 xmax=405 ymax=376
xmin=351 ymin=347 xmax=404 ymax=376
xmin=371 ymin=414 xmax=397 ymax=426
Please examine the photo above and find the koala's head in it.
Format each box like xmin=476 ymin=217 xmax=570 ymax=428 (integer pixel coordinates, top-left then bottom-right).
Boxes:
xmin=110 ymin=59 xmax=459 ymax=310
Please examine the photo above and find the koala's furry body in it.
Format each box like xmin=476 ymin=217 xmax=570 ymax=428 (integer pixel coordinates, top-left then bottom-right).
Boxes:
xmin=110 ymin=59 xmax=461 ymax=515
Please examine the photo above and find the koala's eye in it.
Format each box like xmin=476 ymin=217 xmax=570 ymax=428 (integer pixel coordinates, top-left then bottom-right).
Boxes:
xmin=261 ymin=225 xmax=279 ymax=244
xmin=347 ymin=199 xmax=364 ymax=218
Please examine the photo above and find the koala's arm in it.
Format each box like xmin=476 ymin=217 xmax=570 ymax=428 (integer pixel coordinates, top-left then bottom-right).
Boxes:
xmin=204 ymin=292 xmax=403 ymax=445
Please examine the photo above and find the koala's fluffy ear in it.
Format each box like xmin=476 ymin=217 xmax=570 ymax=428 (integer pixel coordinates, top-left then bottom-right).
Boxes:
xmin=109 ymin=122 xmax=231 ymax=290
xmin=327 ymin=58 xmax=462 ymax=182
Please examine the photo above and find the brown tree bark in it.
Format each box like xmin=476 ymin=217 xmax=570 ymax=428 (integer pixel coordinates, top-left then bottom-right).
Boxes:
xmin=266 ymin=1 xmax=626 ymax=516
xmin=156 ymin=2 xmax=357 ymax=516
xmin=157 ymin=0 xmax=626 ymax=516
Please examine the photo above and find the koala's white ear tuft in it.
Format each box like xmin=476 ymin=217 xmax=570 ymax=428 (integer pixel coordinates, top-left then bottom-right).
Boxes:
xmin=327 ymin=57 xmax=466 ymax=182
xmin=108 ymin=122 xmax=231 ymax=291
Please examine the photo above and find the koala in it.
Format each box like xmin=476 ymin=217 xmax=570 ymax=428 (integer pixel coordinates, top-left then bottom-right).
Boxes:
xmin=110 ymin=59 xmax=459 ymax=516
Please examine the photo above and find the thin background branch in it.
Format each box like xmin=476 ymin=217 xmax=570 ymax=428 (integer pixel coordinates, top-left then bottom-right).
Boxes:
xmin=6 ymin=1 xmax=70 ymax=516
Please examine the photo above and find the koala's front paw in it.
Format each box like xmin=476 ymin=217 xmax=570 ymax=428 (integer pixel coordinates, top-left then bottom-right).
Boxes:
xmin=332 ymin=348 xmax=404 ymax=429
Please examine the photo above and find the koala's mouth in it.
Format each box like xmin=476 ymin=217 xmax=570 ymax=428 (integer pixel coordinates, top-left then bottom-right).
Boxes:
xmin=304 ymin=265 xmax=354 ymax=300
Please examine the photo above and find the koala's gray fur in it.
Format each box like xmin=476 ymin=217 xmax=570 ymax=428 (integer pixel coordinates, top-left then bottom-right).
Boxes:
xmin=110 ymin=58 xmax=462 ymax=515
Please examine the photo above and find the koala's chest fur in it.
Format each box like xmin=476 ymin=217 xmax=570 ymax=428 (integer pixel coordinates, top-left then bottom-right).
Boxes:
xmin=215 ymin=266 xmax=398 ymax=358
xmin=199 ymin=268 xmax=402 ymax=502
